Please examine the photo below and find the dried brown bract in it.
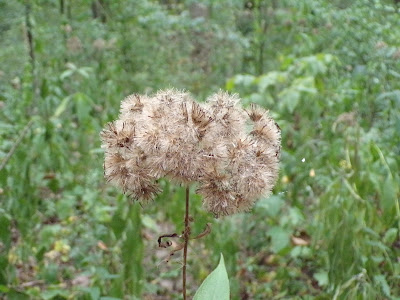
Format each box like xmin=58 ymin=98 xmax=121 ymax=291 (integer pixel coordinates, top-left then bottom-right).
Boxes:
xmin=101 ymin=89 xmax=281 ymax=217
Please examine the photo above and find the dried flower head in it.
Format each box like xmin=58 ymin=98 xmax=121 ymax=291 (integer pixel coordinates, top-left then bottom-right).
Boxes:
xmin=101 ymin=89 xmax=281 ymax=217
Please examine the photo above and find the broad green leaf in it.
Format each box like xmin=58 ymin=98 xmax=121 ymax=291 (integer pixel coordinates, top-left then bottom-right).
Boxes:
xmin=278 ymin=76 xmax=316 ymax=112
xmin=257 ymin=71 xmax=287 ymax=92
xmin=110 ymin=212 xmax=126 ymax=239
xmin=77 ymin=67 xmax=92 ymax=78
xmin=225 ymin=78 xmax=235 ymax=91
xmin=193 ymin=254 xmax=230 ymax=300
xmin=290 ymin=246 xmax=312 ymax=259
xmin=255 ymin=195 xmax=283 ymax=217
xmin=388 ymin=70 xmax=400 ymax=78
xmin=0 ymin=285 xmax=10 ymax=292
xmin=4 ymin=290 xmax=29 ymax=300
xmin=246 ymin=93 xmax=265 ymax=106
xmin=233 ymin=74 xmax=256 ymax=87
xmin=287 ymin=207 xmax=305 ymax=226
xmin=374 ymin=275 xmax=391 ymax=298
xmin=141 ymin=214 xmax=159 ymax=232
xmin=366 ymin=240 xmax=390 ymax=252
xmin=85 ymin=287 xmax=100 ymax=300
xmin=376 ymin=90 xmax=400 ymax=101
xmin=41 ymin=289 xmax=69 ymax=300
xmin=292 ymin=77 xmax=317 ymax=94
xmin=73 ymin=93 xmax=93 ymax=124
xmin=279 ymin=88 xmax=300 ymax=113
xmin=314 ymin=271 xmax=329 ymax=287
xmin=60 ymin=69 xmax=74 ymax=80
xmin=383 ymin=228 xmax=398 ymax=245
xmin=267 ymin=226 xmax=291 ymax=253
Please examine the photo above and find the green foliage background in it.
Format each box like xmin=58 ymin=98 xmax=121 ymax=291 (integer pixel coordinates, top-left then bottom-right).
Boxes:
xmin=1 ymin=0 xmax=399 ymax=299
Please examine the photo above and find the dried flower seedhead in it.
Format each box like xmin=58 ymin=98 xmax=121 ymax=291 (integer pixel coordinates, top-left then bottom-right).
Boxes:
xmin=120 ymin=94 xmax=145 ymax=117
xmin=205 ymin=91 xmax=247 ymax=141
xmin=101 ymin=89 xmax=281 ymax=217
xmin=246 ymin=103 xmax=266 ymax=122
xmin=100 ymin=121 xmax=136 ymax=155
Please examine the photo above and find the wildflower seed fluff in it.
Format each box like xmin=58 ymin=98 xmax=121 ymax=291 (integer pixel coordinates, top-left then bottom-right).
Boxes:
xmin=101 ymin=89 xmax=281 ymax=217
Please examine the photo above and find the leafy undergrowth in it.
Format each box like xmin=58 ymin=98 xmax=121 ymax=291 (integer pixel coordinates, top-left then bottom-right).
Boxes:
xmin=1 ymin=0 xmax=400 ymax=299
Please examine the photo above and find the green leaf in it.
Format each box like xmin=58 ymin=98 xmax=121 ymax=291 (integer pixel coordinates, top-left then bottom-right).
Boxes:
xmin=88 ymin=287 xmax=101 ymax=300
xmin=80 ymin=287 xmax=101 ymax=300
xmin=381 ymin=176 xmax=396 ymax=224
xmin=257 ymin=71 xmax=287 ymax=92
xmin=374 ymin=275 xmax=391 ymax=298
xmin=41 ymin=289 xmax=69 ymax=300
xmin=376 ymin=90 xmax=400 ymax=101
xmin=121 ymin=204 xmax=143 ymax=296
xmin=141 ymin=214 xmax=159 ymax=232
xmin=110 ymin=212 xmax=126 ymax=239
xmin=225 ymin=78 xmax=235 ymax=91
xmin=255 ymin=195 xmax=283 ymax=217
xmin=193 ymin=254 xmax=230 ymax=300
xmin=5 ymin=290 xmax=29 ymax=300
xmin=0 ymin=211 xmax=11 ymax=248
xmin=233 ymin=74 xmax=256 ymax=87
xmin=73 ymin=93 xmax=93 ymax=124
xmin=60 ymin=69 xmax=74 ymax=80
xmin=267 ymin=226 xmax=291 ymax=253
xmin=52 ymin=96 xmax=71 ymax=119
xmin=383 ymin=228 xmax=398 ymax=245
xmin=313 ymin=271 xmax=329 ymax=287
xmin=0 ymin=285 xmax=10 ymax=292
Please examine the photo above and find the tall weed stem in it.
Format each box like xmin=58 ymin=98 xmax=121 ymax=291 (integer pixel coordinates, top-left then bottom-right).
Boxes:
xmin=183 ymin=186 xmax=190 ymax=300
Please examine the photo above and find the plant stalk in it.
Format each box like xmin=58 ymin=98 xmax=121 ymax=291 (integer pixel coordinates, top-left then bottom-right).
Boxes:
xmin=25 ymin=1 xmax=35 ymax=69
xmin=183 ymin=186 xmax=190 ymax=300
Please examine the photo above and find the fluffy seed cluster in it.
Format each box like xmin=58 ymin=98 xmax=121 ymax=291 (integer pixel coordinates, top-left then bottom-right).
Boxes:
xmin=101 ymin=89 xmax=281 ymax=217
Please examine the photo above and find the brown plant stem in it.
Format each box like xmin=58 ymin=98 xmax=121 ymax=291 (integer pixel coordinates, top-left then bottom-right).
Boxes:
xmin=183 ymin=186 xmax=190 ymax=300
xmin=25 ymin=1 xmax=35 ymax=69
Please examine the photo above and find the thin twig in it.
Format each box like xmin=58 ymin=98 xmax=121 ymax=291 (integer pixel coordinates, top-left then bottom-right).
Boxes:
xmin=158 ymin=233 xmax=178 ymax=248
xmin=343 ymin=178 xmax=365 ymax=203
xmin=182 ymin=186 xmax=190 ymax=300
xmin=19 ymin=280 xmax=44 ymax=288
xmin=0 ymin=120 xmax=34 ymax=172
xmin=25 ymin=2 xmax=35 ymax=68
xmin=163 ymin=242 xmax=184 ymax=263
xmin=191 ymin=223 xmax=212 ymax=240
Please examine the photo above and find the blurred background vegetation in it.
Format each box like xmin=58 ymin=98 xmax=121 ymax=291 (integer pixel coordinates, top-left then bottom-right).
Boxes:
xmin=1 ymin=0 xmax=400 ymax=299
